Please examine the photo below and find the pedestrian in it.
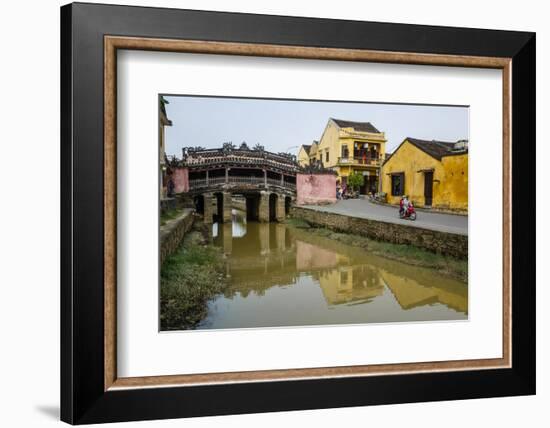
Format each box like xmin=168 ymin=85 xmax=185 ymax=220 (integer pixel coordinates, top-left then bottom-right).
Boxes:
xmin=167 ymin=176 xmax=175 ymax=197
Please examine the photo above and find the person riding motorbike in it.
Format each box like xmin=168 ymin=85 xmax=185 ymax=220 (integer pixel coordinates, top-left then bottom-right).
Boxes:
xmin=399 ymin=195 xmax=416 ymax=220
xmin=399 ymin=195 xmax=409 ymax=216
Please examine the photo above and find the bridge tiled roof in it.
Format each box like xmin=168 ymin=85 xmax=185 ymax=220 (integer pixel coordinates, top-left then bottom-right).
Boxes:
xmin=181 ymin=147 xmax=300 ymax=173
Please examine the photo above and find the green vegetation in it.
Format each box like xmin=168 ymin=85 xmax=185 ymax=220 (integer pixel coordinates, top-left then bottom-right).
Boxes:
xmin=285 ymin=217 xmax=312 ymax=229
xmin=160 ymin=231 xmax=227 ymax=330
xmin=346 ymin=172 xmax=365 ymax=192
xmin=160 ymin=208 xmax=182 ymax=226
xmin=286 ymin=219 xmax=467 ymax=282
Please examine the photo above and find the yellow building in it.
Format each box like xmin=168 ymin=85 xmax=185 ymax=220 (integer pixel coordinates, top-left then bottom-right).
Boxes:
xmin=317 ymin=265 xmax=385 ymax=306
xmin=381 ymin=137 xmax=468 ymax=211
xmin=297 ymin=118 xmax=387 ymax=194
xmin=297 ymin=140 xmax=318 ymax=166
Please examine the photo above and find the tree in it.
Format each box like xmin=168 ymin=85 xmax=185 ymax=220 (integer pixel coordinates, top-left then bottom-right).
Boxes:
xmin=347 ymin=172 xmax=364 ymax=192
xmin=159 ymin=95 xmax=169 ymax=115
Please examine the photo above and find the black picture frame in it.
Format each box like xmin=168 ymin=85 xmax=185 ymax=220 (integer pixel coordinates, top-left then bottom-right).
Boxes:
xmin=61 ymin=2 xmax=535 ymax=424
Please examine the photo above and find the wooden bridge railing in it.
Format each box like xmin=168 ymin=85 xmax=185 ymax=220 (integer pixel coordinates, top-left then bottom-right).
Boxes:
xmin=189 ymin=176 xmax=296 ymax=191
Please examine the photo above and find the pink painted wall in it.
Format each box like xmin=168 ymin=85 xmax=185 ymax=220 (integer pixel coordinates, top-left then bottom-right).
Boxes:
xmin=296 ymin=173 xmax=336 ymax=205
xmin=172 ymin=167 xmax=189 ymax=193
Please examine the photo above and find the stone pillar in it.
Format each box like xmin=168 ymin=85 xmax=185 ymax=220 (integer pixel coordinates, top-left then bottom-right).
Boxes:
xmin=203 ymin=193 xmax=213 ymax=224
xmin=280 ymin=173 xmax=284 ymax=187
xmin=206 ymin=170 xmax=209 ymax=186
xmin=222 ymin=192 xmax=232 ymax=223
xmin=263 ymin=169 xmax=267 ymax=188
xmin=276 ymin=194 xmax=286 ymax=222
xmin=259 ymin=223 xmax=270 ymax=255
xmin=225 ymin=167 xmax=229 ymax=184
xmin=258 ymin=191 xmax=270 ymax=223
xmin=221 ymin=223 xmax=232 ymax=255
xmin=275 ymin=223 xmax=286 ymax=250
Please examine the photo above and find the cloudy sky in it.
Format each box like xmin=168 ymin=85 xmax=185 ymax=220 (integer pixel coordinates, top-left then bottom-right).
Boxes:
xmin=163 ymin=95 xmax=469 ymax=158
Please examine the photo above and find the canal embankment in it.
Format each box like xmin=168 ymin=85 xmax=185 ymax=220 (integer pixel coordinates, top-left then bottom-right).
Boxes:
xmin=290 ymin=206 xmax=467 ymax=260
xmin=160 ymin=208 xmax=196 ymax=265
xmin=160 ymin=208 xmax=228 ymax=330
xmin=160 ymin=226 xmax=227 ymax=330
xmin=286 ymin=218 xmax=467 ymax=281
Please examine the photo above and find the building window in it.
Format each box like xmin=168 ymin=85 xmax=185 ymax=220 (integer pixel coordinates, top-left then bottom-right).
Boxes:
xmin=325 ymin=151 xmax=329 ymax=162
xmin=341 ymin=145 xmax=349 ymax=159
xmin=391 ymin=173 xmax=405 ymax=196
xmin=340 ymin=270 xmax=348 ymax=284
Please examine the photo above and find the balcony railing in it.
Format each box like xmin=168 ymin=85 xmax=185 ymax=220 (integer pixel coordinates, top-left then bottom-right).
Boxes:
xmin=337 ymin=156 xmax=381 ymax=166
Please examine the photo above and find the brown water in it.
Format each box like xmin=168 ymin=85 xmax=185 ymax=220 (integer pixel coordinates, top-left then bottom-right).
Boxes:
xmin=198 ymin=209 xmax=467 ymax=330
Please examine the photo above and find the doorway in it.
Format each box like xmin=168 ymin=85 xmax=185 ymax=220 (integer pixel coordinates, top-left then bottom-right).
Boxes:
xmin=424 ymin=171 xmax=434 ymax=207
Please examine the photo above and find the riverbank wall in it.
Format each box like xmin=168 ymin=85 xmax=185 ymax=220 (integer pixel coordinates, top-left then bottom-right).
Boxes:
xmin=160 ymin=208 xmax=195 ymax=265
xmin=290 ymin=207 xmax=467 ymax=259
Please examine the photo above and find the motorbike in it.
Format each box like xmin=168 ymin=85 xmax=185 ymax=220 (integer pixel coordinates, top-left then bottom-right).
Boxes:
xmin=342 ymin=190 xmax=359 ymax=200
xmin=399 ymin=202 xmax=417 ymax=220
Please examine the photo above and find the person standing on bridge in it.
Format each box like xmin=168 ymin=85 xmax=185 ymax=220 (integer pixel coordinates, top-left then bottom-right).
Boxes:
xmin=167 ymin=176 xmax=175 ymax=198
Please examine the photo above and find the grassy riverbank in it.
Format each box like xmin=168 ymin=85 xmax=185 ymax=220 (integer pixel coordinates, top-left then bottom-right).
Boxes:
xmin=160 ymin=208 xmax=182 ymax=226
xmin=160 ymin=229 xmax=227 ymax=330
xmin=286 ymin=218 xmax=467 ymax=282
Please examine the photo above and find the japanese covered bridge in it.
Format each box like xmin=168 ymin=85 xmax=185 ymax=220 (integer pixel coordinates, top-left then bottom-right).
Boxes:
xmin=172 ymin=143 xmax=299 ymax=223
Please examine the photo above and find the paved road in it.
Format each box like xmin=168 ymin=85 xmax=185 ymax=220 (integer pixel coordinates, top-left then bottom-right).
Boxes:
xmin=301 ymin=199 xmax=468 ymax=235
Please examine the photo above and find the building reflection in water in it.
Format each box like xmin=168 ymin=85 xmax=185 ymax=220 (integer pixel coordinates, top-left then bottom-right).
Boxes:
xmin=203 ymin=209 xmax=467 ymax=329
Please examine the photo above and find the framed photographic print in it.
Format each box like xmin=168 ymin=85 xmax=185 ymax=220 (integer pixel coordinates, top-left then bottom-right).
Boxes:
xmin=60 ymin=2 xmax=536 ymax=424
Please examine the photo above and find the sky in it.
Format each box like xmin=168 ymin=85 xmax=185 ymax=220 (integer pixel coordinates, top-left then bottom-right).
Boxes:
xmin=163 ymin=95 xmax=469 ymax=158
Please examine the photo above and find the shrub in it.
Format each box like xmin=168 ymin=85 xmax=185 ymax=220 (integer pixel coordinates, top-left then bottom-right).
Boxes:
xmin=347 ymin=172 xmax=364 ymax=192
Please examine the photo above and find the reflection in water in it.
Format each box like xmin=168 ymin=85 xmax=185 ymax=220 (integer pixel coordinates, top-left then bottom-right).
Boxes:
xmin=198 ymin=209 xmax=467 ymax=330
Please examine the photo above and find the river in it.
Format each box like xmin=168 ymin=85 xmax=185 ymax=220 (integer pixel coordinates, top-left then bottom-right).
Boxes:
xmin=197 ymin=209 xmax=467 ymax=330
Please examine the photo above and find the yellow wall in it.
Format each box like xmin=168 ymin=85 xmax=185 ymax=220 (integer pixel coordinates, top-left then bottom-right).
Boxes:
xmin=308 ymin=142 xmax=319 ymax=162
xmin=317 ymin=121 xmax=341 ymax=168
xmin=440 ymin=154 xmax=468 ymax=211
xmin=297 ymin=146 xmax=310 ymax=167
xmin=381 ymin=140 xmax=468 ymax=211
xmin=381 ymin=269 xmax=467 ymax=313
